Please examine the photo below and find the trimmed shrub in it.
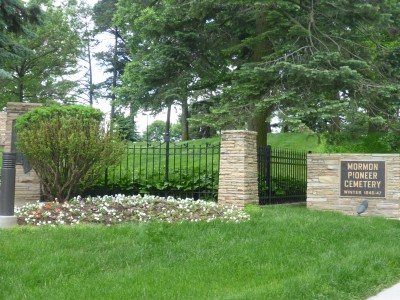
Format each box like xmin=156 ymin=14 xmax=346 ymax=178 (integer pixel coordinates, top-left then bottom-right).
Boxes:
xmin=15 ymin=104 xmax=125 ymax=202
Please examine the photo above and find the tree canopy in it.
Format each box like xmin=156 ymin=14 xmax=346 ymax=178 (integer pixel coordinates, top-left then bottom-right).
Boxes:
xmin=0 ymin=1 xmax=83 ymax=107
xmin=93 ymin=0 xmax=131 ymax=121
xmin=0 ymin=0 xmax=41 ymax=79
xmin=115 ymin=0 xmax=400 ymax=146
xmin=2 ymin=0 xmax=400 ymax=147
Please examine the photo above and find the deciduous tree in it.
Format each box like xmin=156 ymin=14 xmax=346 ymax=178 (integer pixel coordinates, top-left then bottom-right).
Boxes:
xmin=0 ymin=1 xmax=81 ymax=107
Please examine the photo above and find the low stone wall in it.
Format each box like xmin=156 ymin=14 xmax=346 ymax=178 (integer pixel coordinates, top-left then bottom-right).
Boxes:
xmin=218 ymin=130 xmax=259 ymax=207
xmin=4 ymin=102 xmax=42 ymax=206
xmin=307 ymin=154 xmax=400 ymax=219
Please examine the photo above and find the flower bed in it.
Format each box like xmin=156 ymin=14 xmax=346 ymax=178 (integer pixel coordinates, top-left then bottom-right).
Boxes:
xmin=15 ymin=194 xmax=250 ymax=226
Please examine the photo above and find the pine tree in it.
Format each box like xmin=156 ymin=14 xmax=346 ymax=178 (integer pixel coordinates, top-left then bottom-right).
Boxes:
xmin=0 ymin=0 xmax=41 ymax=79
xmin=115 ymin=0 xmax=400 ymax=146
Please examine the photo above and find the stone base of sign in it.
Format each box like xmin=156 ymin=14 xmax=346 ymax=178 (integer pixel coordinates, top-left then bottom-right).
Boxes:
xmin=218 ymin=130 xmax=259 ymax=208
xmin=0 ymin=215 xmax=17 ymax=228
xmin=307 ymin=154 xmax=400 ymax=219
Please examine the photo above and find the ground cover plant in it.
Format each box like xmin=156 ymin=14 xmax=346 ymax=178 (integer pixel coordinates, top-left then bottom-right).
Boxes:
xmin=2 ymin=203 xmax=400 ymax=299
xmin=84 ymin=139 xmax=221 ymax=199
xmin=15 ymin=194 xmax=249 ymax=226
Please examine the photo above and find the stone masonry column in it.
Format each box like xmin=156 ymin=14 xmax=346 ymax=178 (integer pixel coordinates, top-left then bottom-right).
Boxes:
xmin=0 ymin=112 xmax=7 ymax=147
xmin=218 ymin=130 xmax=259 ymax=207
xmin=4 ymin=102 xmax=42 ymax=207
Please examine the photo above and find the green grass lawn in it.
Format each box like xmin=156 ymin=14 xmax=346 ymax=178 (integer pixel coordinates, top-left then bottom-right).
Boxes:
xmin=267 ymin=132 xmax=322 ymax=152
xmin=1 ymin=205 xmax=399 ymax=299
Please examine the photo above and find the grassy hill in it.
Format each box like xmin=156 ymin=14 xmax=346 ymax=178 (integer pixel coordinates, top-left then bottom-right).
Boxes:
xmin=186 ymin=132 xmax=322 ymax=152
xmin=166 ymin=132 xmax=322 ymax=152
xmin=267 ymin=132 xmax=322 ymax=152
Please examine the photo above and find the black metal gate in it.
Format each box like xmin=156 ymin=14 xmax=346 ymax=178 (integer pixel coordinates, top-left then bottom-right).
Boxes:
xmin=258 ymin=146 xmax=308 ymax=205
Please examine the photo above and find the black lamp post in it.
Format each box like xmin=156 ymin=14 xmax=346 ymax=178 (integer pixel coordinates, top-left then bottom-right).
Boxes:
xmin=0 ymin=152 xmax=17 ymax=227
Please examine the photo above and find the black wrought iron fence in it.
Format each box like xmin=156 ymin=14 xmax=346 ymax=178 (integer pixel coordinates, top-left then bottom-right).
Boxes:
xmin=83 ymin=141 xmax=308 ymax=204
xmin=258 ymin=146 xmax=309 ymax=205
xmin=83 ymin=142 xmax=221 ymax=201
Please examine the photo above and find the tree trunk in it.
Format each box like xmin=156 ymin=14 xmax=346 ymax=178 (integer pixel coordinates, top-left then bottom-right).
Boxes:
xmin=248 ymin=10 xmax=272 ymax=148
xmin=111 ymin=27 xmax=118 ymax=122
xmin=181 ymin=98 xmax=189 ymax=141
xmin=165 ymin=104 xmax=171 ymax=137
xmin=88 ymin=39 xmax=94 ymax=106
xmin=18 ymin=81 xmax=24 ymax=102
xmin=248 ymin=109 xmax=270 ymax=148
xmin=266 ymin=117 xmax=272 ymax=133
xmin=329 ymin=116 xmax=341 ymax=134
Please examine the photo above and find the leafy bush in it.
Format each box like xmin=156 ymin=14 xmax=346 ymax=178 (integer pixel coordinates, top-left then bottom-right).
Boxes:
xmin=323 ymin=132 xmax=393 ymax=153
xmin=82 ymin=169 xmax=219 ymax=201
xmin=15 ymin=105 xmax=125 ymax=202
xmin=258 ymin=175 xmax=306 ymax=200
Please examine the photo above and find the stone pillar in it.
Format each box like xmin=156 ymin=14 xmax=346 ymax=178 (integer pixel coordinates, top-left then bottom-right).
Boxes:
xmin=0 ymin=112 xmax=7 ymax=147
xmin=4 ymin=102 xmax=42 ymax=207
xmin=218 ymin=130 xmax=259 ymax=207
